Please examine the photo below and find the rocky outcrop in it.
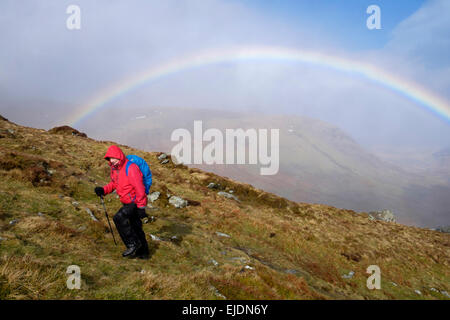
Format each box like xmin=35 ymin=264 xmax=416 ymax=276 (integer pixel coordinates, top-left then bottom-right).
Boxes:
xmin=217 ymin=191 xmax=239 ymax=202
xmin=434 ymin=225 xmax=450 ymax=234
xmin=368 ymin=209 xmax=396 ymax=223
xmin=48 ymin=126 xmax=87 ymax=138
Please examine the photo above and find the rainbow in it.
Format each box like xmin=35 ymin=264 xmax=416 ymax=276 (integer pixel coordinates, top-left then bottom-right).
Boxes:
xmin=67 ymin=45 xmax=450 ymax=126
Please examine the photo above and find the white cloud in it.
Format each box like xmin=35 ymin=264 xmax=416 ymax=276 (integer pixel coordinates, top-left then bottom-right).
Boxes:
xmin=0 ymin=0 xmax=449 ymax=150
xmin=386 ymin=0 xmax=450 ymax=68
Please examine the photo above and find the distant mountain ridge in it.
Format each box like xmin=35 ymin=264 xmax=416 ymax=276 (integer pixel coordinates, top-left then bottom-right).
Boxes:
xmin=80 ymin=106 xmax=450 ymax=227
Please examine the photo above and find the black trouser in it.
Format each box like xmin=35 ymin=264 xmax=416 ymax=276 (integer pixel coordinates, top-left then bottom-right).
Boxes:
xmin=113 ymin=203 xmax=149 ymax=255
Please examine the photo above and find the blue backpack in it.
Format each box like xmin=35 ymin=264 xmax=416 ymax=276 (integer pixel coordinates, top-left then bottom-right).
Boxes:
xmin=125 ymin=155 xmax=152 ymax=194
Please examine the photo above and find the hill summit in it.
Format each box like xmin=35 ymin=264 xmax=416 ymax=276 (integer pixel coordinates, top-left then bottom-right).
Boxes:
xmin=0 ymin=117 xmax=448 ymax=299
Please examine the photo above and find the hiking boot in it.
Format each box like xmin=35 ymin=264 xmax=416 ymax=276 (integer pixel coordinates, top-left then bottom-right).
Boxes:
xmin=122 ymin=243 xmax=142 ymax=257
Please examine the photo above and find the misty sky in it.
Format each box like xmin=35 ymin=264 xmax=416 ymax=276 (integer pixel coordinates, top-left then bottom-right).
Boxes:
xmin=0 ymin=0 xmax=449 ymax=150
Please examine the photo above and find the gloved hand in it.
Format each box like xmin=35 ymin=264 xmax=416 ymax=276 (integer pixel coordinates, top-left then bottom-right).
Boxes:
xmin=95 ymin=187 xmax=105 ymax=197
xmin=137 ymin=208 xmax=148 ymax=219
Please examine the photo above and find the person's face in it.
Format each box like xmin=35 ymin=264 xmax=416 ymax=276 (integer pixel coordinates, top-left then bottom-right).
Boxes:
xmin=109 ymin=157 xmax=120 ymax=166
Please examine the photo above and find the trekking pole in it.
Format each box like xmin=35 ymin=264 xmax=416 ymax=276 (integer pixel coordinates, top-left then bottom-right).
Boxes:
xmin=100 ymin=195 xmax=117 ymax=246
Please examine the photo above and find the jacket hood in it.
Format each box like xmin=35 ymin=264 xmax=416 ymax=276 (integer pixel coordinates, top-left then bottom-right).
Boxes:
xmin=104 ymin=145 xmax=126 ymax=169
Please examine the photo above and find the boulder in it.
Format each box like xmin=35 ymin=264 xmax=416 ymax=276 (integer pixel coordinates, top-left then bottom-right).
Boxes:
xmin=149 ymin=234 xmax=163 ymax=241
xmin=85 ymin=208 xmax=98 ymax=222
xmin=215 ymin=231 xmax=231 ymax=238
xmin=342 ymin=271 xmax=355 ymax=279
xmin=148 ymin=191 xmax=160 ymax=203
xmin=207 ymin=182 xmax=220 ymax=189
xmin=169 ymin=196 xmax=188 ymax=208
xmin=209 ymin=259 xmax=219 ymax=266
xmin=368 ymin=209 xmax=396 ymax=223
xmin=157 ymin=153 xmax=168 ymax=160
xmin=435 ymin=225 xmax=450 ymax=234
xmin=217 ymin=191 xmax=239 ymax=202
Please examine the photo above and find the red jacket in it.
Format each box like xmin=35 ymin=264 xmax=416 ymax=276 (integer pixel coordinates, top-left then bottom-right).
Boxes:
xmin=102 ymin=145 xmax=147 ymax=208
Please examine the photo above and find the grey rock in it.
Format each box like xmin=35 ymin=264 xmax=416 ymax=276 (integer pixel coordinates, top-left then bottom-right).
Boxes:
xmin=72 ymin=201 xmax=80 ymax=207
xmin=215 ymin=231 xmax=231 ymax=238
xmin=149 ymin=234 xmax=163 ymax=241
xmin=434 ymin=225 xmax=450 ymax=234
xmin=160 ymin=159 xmax=169 ymax=164
xmin=441 ymin=291 xmax=450 ymax=298
xmin=368 ymin=209 xmax=396 ymax=223
xmin=430 ymin=287 xmax=438 ymax=292
xmin=77 ymin=226 xmax=87 ymax=232
xmin=391 ymin=282 xmax=398 ymax=287
xmin=85 ymin=208 xmax=98 ymax=222
xmin=9 ymin=219 xmax=18 ymax=225
xmin=207 ymin=182 xmax=220 ymax=189
xmin=209 ymin=259 xmax=219 ymax=266
xmin=169 ymin=196 xmax=187 ymax=208
xmin=37 ymin=212 xmax=44 ymax=217
xmin=414 ymin=290 xmax=422 ymax=295
xmin=342 ymin=271 xmax=355 ymax=279
xmin=148 ymin=192 xmax=160 ymax=203
xmin=244 ymin=265 xmax=254 ymax=270
xmin=158 ymin=153 xmax=168 ymax=160
xmin=217 ymin=191 xmax=239 ymax=202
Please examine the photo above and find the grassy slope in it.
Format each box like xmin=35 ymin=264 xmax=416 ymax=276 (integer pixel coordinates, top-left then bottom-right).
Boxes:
xmin=0 ymin=117 xmax=448 ymax=300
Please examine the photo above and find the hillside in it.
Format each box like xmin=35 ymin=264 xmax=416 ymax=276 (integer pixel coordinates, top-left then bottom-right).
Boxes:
xmin=0 ymin=116 xmax=449 ymax=300
xmin=79 ymin=106 xmax=450 ymax=227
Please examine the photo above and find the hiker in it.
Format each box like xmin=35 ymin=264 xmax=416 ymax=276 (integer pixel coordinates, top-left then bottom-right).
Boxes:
xmin=94 ymin=145 xmax=150 ymax=259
